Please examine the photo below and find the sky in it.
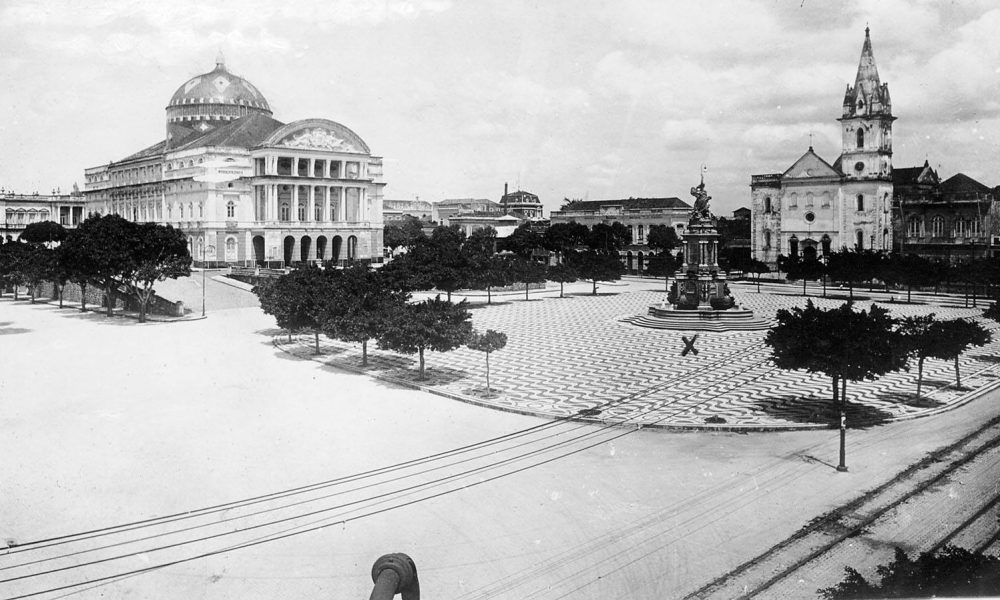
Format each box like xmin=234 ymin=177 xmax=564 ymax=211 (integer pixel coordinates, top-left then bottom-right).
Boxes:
xmin=1 ymin=0 xmax=998 ymax=216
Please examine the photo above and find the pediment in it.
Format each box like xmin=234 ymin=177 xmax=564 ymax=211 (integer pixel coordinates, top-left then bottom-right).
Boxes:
xmin=782 ymin=150 xmax=840 ymax=179
xmin=263 ymin=119 xmax=370 ymax=154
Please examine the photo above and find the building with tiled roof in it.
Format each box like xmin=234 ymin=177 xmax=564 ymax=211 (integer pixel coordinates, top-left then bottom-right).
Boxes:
xmin=84 ymin=54 xmax=385 ymax=267
xmin=893 ymin=165 xmax=996 ymax=262
xmin=750 ymin=28 xmax=895 ymax=266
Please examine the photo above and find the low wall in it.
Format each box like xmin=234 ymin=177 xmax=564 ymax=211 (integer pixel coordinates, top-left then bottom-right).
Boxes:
xmin=33 ymin=281 xmax=185 ymax=317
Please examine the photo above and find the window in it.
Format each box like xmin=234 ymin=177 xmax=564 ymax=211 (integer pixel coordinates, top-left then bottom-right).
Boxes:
xmin=315 ymin=204 xmax=322 ymax=221
xmin=805 ymin=193 xmax=814 ymax=208
xmin=179 ymin=204 xmax=184 ymax=218
xmin=298 ymin=203 xmax=306 ymax=221
xmin=226 ymin=201 xmax=235 ymax=218
xmin=280 ymin=202 xmax=290 ymax=221
xmin=954 ymin=219 xmax=966 ymax=238
xmin=789 ymin=236 xmax=799 ymax=259
xmin=970 ymin=218 xmax=981 ymax=236
xmin=763 ymin=230 xmax=772 ymax=250
xmin=931 ymin=216 xmax=945 ymax=237
xmin=821 ymin=235 xmax=831 ymax=256
xmin=907 ymin=216 xmax=922 ymax=237
xmin=764 ymin=197 xmax=772 ymax=213
xmin=856 ymin=127 xmax=864 ymax=149
xmin=856 ymin=230 xmax=864 ymax=250
xmin=637 ymin=224 xmax=644 ymax=244
xmin=788 ymin=193 xmax=797 ymax=209
xmin=329 ymin=202 xmax=337 ymax=221
xmin=856 ymin=194 xmax=864 ymax=211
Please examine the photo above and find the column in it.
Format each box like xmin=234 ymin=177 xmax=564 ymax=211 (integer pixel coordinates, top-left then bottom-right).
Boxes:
xmin=292 ymin=186 xmax=299 ymax=222
xmin=268 ymin=185 xmax=278 ymax=221
xmin=339 ymin=187 xmax=346 ymax=223
xmin=320 ymin=188 xmax=329 ymax=222
xmin=360 ymin=188 xmax=367 ymax=222
xmin=308 ymin=186 xmax=315 ymax=223
xmin=309 ymin=159 xmax=315 ymax=178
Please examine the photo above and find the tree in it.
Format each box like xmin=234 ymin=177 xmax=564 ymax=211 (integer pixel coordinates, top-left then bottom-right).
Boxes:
xmin=47 ymin=245 xmax=72 ymax=308
xmin=467 ymin=329 xmax=508 ymax=394
xmin=746 ymin=259 xmax=770 ymax=293
xmin=645 ymin=224 xmax=680 ymax=253
xmin=72 ymin=214 xmax=135 ymax=316
xmin=119 ymin=222 xmax=192 ymax=322
xmin=568 ymin=250 xmax=625 ymax=295
xmin=766 ymin=301 xmax=908 ymax=471
xmin=377 ymin=296 xmax=474 ymax=380
xmin=826 ymin=250 xmax=868 ymax=299
xmin=543 ymin=222 xmax=589 ymax=256
xmin=59 ymin=229 xmax=99 ymax=312
xmin=509 ymin=257 xmax=547 ymax=300
xmin=781 ymin=256 xmax=826 ymax=297
xmin=426 ymin=225 xmax=471 ymax=301
xmin=322 ymin=265 xmax=408 ymax=366
xmin=645 ymin=252 xmax=679 ymax=291
xmin=498 ymin=223 xmax=541 ymax=257
xmin=469 ymin=254 xmax=514 ymax=304
xmin=819 ymin=546 xmax=1000 ymax=599
xmin=897 ymin=314 xmax=937 ymax=399
xmin=929 ymin=318 xmax=991 ymax=388
xmin=883 ymin=253 xmax=933 ymax=302
xmin=19 ymin=245 xmax=53 ymax=304
xmin=383 ymin=216 xmax=425 ymax=254
xmin=546 ymin=261 xmax=578 ymax=298
xmin=254 ymin=265 xmax=333 ymax=351
xmin=586 ymin=222 xmax=631 ymax=252
xmin=984 ymin=301 xmax=1000 ymax=323
xmin=19 ymin=221 xmax=68 ymax=246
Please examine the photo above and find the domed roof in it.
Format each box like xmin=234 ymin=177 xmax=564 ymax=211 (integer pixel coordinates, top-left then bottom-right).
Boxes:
xmin=167 ymin=52 xmax=271 ymax=112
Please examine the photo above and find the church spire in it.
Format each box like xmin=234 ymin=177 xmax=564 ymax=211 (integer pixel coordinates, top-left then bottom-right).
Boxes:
xmin=842 ymin=27 xmax=891 ymax=118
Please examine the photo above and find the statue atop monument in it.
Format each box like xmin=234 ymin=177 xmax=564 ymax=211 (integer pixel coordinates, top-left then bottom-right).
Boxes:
xmin=689 ymin=177 xmax=713 ymax=221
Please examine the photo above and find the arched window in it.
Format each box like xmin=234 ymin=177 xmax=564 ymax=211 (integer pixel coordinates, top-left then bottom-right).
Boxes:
xmin=763 ymin=230 xmax=772 ymax=250
xmin=179 ymin=204 xmax=184 ymax=219
xmin=788 ymin=193 xmax=798 ymax=209
xmin=225 ymin=236 xmax=237 ymax=260
xmin=763 ymin=196 xmax=772 ymax=213
xmin=954 ymin=219 xmax=966 ymax=238
xmin=315 ymin=204 xmax=322 ymax=222
xmin=856 ymin=194 xmax=864 ymax=211
xmin=907 ymin=216 xmax=922 ymax=237
xmin=297 ymin=203 xmax=306 ymax=221
xmin=198 ymin=203 xmax=203 ymax=218
xmin=789 ymin=235 xmax=799 ymax=258
xmin=821 ymin=234 xmax=831 ymax=256
xmin=856 ymin=127 xmax=864 ymax=149
xmin=931 ymin=216 xmax=945 ymax=237
xmin=637 ymin=224 xmax=644 ymax=244
xmin=226 ymin=201 xmax=235 ymax=218
xmin=347 ymin=235 xmax=358 ymax=260
xmin=280 ymin=202 xmax=290 ymax=221
xmin=970 ymin=218 xmax=982 ymax=236
xmin=856 ymin=230 xmax=864 ymax=250
xmin=329 ymin=202 xmax=337 ymax=221
xmin=805 ymin=193 xmax=814 ymax=208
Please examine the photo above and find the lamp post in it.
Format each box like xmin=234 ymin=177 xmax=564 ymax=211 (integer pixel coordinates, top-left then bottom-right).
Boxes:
xmin=201 ymin=236 xmax=206 ymax=317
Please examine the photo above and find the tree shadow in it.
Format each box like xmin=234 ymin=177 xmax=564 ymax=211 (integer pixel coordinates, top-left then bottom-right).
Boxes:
xmin=467 ymin=301 xmax=513 ymax=309
xmin=568 ymin=291 xmax=620 ymax=297
xmin=0 ymin=326 xmax=31 ymax=335
xmin=824 ymin=294 xmax=872 ymax=302
xmin=755 ymin=394 xmax=892 ymax=427
xmin=60 ymin=311 xmax=152 ymax=326
xmin=463 ymin=386 xmax=503 ymax=400
xmin=876 ymin=390 xmax=944 ymax=409
xmin=971 ymin=354 xmax=1000 ymax=363
xmin=254 ymin=327 xmax=286 ymax=337
xmin=386 ymin=364 xmax=470 ymax=386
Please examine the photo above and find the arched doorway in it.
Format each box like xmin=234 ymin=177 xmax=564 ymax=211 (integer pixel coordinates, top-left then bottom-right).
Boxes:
xmin=789 ymin=235 xmax=799 ymax=259
xmin=283 ymin=236 xmax=295 ymax=266
xmin=253 ymin=235 xmax=265 ymax=266
xmin=637 ymin=252 xmax=645 ymax=273
xmin=626 ymin=251 xmax=634 ymax=272
xmin=331 ymin=236 xmax=343 ymax=262
xmin=802 ymin=243 xmax=817 ymax=261
xmin=300 ymin=235 xmax=312 ymax=263
xmin=821 ymin=234 xmax=831 ymax=256
xmin=316 ymin=236 xmax=328 ymax=262
xmin=347 ymin=236 xmax=358 ymax=261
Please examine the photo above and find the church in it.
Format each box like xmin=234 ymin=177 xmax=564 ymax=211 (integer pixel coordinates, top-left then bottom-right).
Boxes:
xmin=84 ymin=53 xmax=385 ymax=267
xmin=751 ymin=28 xmax=895 ymax=266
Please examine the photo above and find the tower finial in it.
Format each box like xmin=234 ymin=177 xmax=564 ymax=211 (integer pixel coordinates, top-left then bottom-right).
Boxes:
xmin=215 ymin=50 xmax=226 ymax=70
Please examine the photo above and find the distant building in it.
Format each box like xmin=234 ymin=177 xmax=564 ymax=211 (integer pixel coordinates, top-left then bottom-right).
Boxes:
xmin=893 ymin=164 xmax=996 ymax=262
xmin=499 ymin=184 xmax=544 ymax=219
xmin=751 ymin=28 xmax=894 ymax=266
xmin=1 ymin=188 xmax=86 ymax=242
xmin=84 ymin=53 xmax=385 ymax=267
xmin=383 ymin=199 xmax=434 ymax=222
xmin=433 ymin=198 xmax=500 ymax=224
xmin=550 ymin=196 xmax=692 ymax=272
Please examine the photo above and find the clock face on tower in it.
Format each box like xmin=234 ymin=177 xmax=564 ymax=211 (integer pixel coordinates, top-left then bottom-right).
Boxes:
xmin=854 ymin=161 xmax=865 ymax=172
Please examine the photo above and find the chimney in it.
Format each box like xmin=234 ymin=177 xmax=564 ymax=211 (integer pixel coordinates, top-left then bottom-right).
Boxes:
xmin=504 ymin=182 xmax=508 ymax=198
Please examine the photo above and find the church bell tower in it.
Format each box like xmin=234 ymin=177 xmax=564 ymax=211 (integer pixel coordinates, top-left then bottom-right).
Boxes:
xmin=838 ymin=27 xmax=895 ymax=181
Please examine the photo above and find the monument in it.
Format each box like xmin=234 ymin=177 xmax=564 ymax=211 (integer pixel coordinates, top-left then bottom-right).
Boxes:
xmin=628 ymin=177 xmax=768 ymax=331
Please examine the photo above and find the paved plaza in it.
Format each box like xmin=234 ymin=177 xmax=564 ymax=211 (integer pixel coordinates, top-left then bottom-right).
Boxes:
xmin=276 ymin=278 xmax=1000 ymax=430
xmin=3 ymin=279 xmax=1000 ymax=599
